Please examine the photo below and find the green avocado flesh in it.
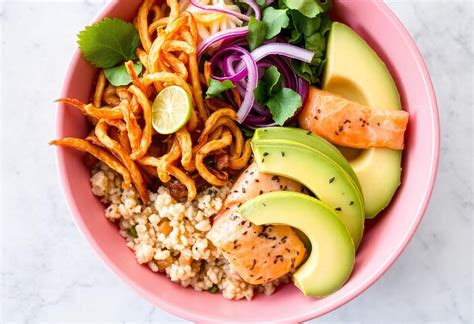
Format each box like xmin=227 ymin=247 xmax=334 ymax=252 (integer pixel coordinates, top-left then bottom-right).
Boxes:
xmin=252 ymin=139 xmax=364 ymax=248
xmin=253 ymin=127 xmax=362 ymax=193
xmin=323 ymin=22 xmax=402 ymax=218
xmin=238 ymin=191 xmax=355 ymax=297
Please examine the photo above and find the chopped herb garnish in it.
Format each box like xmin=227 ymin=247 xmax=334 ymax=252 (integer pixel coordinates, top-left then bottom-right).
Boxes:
xmin=281 ymin=151 xmax=285 ymax=157
xmin=335 ymin=207 xmax=342 ymax=211
xmin=329 ymin=177 xmax=335 ymax=183
xmin=263 ymin=152 xmax=269 ymax=156
xmin=349 ymin=201 xmax=354 ymax=205
xmin=127 ymin=226 xmax=138 ymax=238
xmin=208 ymin=285 xmax=218 ymax=294
xmin=306 ymin=131 xmax=312 ymax=135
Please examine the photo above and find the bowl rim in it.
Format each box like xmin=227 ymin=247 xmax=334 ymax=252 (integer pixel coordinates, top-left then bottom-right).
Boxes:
xmin=55 ymin=0 xmax=440 ymax=321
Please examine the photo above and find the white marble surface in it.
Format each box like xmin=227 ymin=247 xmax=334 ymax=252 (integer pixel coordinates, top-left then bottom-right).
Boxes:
xmin=1 ymin=0 xmax=472 ymax=323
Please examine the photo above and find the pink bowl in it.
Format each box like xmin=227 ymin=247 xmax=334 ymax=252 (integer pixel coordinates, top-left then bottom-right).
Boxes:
xmin=55 ymin=0 xmax=440 ymax=321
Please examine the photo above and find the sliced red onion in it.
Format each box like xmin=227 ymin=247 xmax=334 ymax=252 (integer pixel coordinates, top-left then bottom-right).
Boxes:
xmin=265 ymin=56 xmax=295 ymax=89
xmin=245 ymin=121 xmax=278 ymax=128
xmin=236 ymin=50 xmax=258 ymax=122
xmin=227 ymin=43 xmax=314 ymax=82
xmin=244 ymin=112 xmax=271 ymax=124
xmin=252 ymin=102 xmax=272 ymax=117
xmin=210 ymin=47 xmax=248 ymax=82
xmin=197 ymin=27 xmax=248 ymax=58
xmin=297 ymin=77 xmax=309 ymax=103
xmin=190 ymin=0 xmax=251 ymax=21
xmin=240 ymin=0 xmax=261 ymax=20
xmin=251 ymin=43 xmax=315 ymax=63
xmin=222 ymin=54 xmax=241 ymax=75
xmin=205 ymin=42 xmax=312 ymax=127
xmin=244 ymin=113 xmax=278 ymax=128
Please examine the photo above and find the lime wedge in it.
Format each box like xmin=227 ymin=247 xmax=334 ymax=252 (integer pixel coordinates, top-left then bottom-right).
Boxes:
xmin=151 ymin=85 xmax=192 ymax=134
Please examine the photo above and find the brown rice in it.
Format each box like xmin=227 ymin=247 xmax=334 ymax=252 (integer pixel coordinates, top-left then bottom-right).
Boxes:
xmin=90 ymin=162 xmax=289 ymax=300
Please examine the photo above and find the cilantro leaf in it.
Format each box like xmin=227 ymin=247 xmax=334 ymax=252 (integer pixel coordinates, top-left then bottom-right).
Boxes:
xmin=240 ymin=126 xmax=255 ymax=137
xmin=316 ymin=0 xmax=333 ymax=12
xmin=254 ymin=66 xmax=282 ymax=104
xmin=291 ymin=10 xmax=321 ymax=37
xmin=289 ymin=28 xmax=303 ymax=44
xmin=319 ymin=13 xmax=333 ymax=36
xmin=291 ymin=60 xmax=319 ymax=84
xmin=262 ymin=7 xmax=290 ymax=39
xmin=254 ymin=80 xmax=268 ymax=104
xmin=77 ymin=18 xmax=140 ymax=69
xmin=247 ymin=16 xmax=267 ymax=51
xmin=256 ymin=0 xmax=266 ymax=7
xmin=253 ymin=66 xmax=302 ymax=125
xmin=104 ymin=62 xmax=143 ymax=87
xmin=266 ymin=88 xmax=302 ymax=126
xmin=206 ymin=79 xmax=236 ymax=98
xmin=265 ymin=66 xmax=283 ymax=94
xmin=283 ymin=0 xmax=324 ymax=18
xmin=305 ymin=32 xmax=326 ymax=57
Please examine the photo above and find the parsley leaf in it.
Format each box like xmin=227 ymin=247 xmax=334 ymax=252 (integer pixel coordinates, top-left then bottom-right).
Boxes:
xmin=262 ymin=7 xmax=290 ymax=39
xmin=266 ymin=88 xmax=302 ymax=126
xmin=247 ymin=16 xmax=267 ymax=51
xmin=104 ymin=62 xmax=143 ymax=86
xmin=77 ymin=18 xmax=140 ymax=69
xmin=206 ymin=79 xmax=236 ymax=98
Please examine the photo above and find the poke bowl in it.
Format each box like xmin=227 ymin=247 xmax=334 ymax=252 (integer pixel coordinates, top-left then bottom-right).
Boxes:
xmin=54 ymin=0 xmax=439 ymax=321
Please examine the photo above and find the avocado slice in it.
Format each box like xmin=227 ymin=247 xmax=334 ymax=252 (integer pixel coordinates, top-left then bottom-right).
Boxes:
xmin=323 ymin=22 xmax=402 ymax=218
xmin=238 ymin=191 xmax=355 ymax=297
xmin=253 ymin=127 xmax=362 ymax=192
xmin=252 ymin=139 xmax=364 ymax=248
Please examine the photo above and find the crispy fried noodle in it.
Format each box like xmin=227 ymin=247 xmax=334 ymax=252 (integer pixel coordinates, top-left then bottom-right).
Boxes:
xmin=50 ymin=0 xmax=251 ymax=203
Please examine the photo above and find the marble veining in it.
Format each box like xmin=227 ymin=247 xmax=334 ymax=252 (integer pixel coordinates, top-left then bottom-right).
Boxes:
xmin=1 ymin=0 xmax=472 ymax=323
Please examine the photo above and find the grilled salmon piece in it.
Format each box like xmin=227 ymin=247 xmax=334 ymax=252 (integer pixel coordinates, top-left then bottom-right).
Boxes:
xmin=298 ymin=87 xmax=409 ymax=149
xmin=208 ymin=207 xmax=306 ymax=284
xmin=207 ymin=162 xmax=307 ymax=284
xmin=222 ymin=162 xmax=305 ymax=211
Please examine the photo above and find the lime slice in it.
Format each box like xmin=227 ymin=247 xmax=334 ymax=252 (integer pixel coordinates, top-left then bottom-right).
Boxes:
xmin=151 ymin=85 xmax=192 ymax=134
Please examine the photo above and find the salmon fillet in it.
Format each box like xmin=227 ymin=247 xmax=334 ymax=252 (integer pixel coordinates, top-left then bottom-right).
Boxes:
xmin=222 ymin=162 xmax=305 ymax=211
xmin=207 ymin=162 xmax=307 ymax=284
xmin=298 ymin=87 xmax=409 ymax=149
